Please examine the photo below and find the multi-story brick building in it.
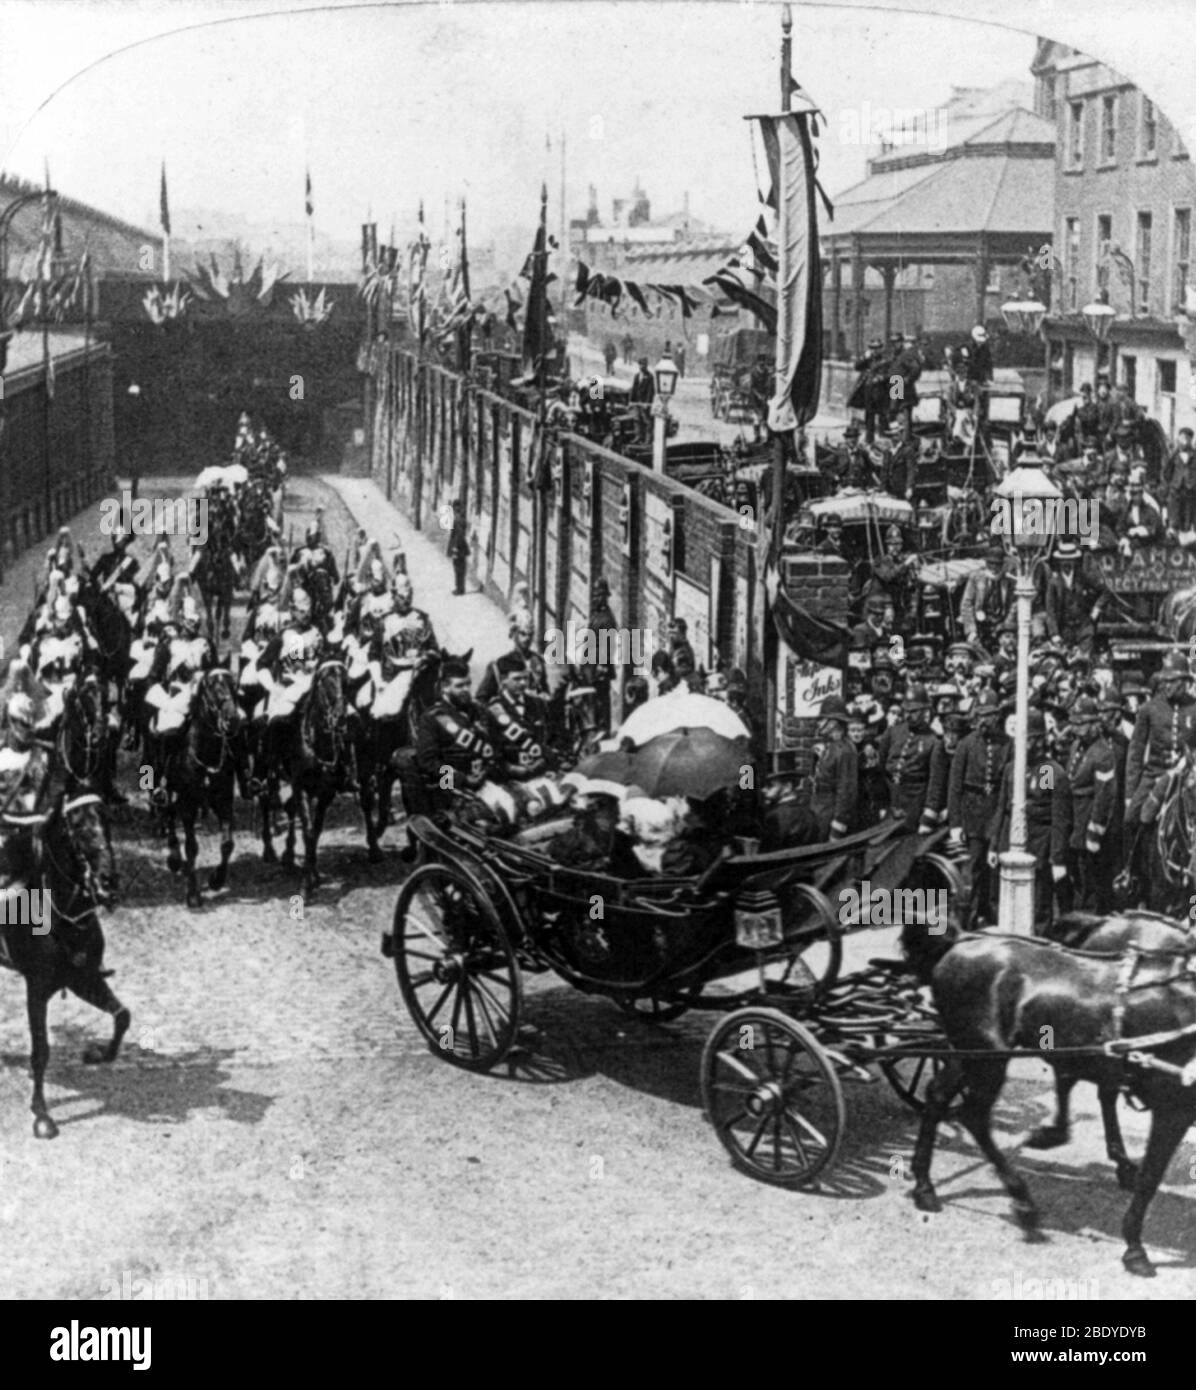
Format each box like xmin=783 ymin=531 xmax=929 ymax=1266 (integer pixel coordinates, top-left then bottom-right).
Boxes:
xmin=1034 ymin=39 xmax=1196 ymax=434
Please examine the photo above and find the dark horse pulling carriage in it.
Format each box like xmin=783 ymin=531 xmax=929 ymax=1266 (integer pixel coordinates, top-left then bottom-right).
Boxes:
xmin=386 ymin=801 xmax=1196 ymax=1275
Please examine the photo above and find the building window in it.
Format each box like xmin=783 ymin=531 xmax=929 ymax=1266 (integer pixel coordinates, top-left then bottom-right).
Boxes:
xmin=1136 ymin=211 xmax=1153 ymax=314
xmin=1140 ymin=96 xmax=1157 ymax=158
xmin=1173 ymin=208 xmax=1191 ymax=311
xmin=1064 ymin=217 xmax=1080 ymax=312
xmin=1101 ymin=95 xmax=1117 ymax=163
xmin=1068 ymin=101 xmax=1084 ymax=168
xmin=1157 ymin=358 xmax=1178 ymax=435
xmin=1039 ymin=74 xmax=1057 ymax=122
xmin=1096 ymin=214 xmax=1112 ymax=293
xmin=1122 ymin=354 xmax=1137 ymax=401
xmin=1159 ymin=359 xmax=1177 ymax=394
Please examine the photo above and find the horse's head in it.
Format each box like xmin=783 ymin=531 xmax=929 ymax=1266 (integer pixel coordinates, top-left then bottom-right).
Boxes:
xmin=197 ymin=667 xmax=243 ymax=736
xmin=311 ymin=660 xmax=349 ymax=727
xmin=49 ymin=791 xmax=118 ymax=910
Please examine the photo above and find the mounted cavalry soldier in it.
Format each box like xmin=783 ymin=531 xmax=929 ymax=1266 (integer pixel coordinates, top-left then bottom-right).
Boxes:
xmin=1123 ymin=651 xmax=1196 ymax=894
xmin=0 ymin=667 xmax=53 ymax=904
xmin=28 ymin=586 xmax=90 ymax=727
xmin=476 ymin=608 xmax=549 ymax=705
xmin=290 ymin=510 xmax=340 ymax=588
xmin=343 ymin=541 xmax=397 ymax=708
xmin=143 ymin=579 xmax=214 ymax=802
xmin=947 ymin=688 xmax=1010 ymax=926
xmin=364 ymin=573 xmax=438 ymax=719
xmin=129 ymin=542 xmax=176 ymax=684
xmin=245 ymin=544 xmax=286 ymax=639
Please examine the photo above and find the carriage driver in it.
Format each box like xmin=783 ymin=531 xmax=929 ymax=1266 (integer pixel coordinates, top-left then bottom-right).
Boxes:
xmin=406 ymin=657 xmax=497 ymax=814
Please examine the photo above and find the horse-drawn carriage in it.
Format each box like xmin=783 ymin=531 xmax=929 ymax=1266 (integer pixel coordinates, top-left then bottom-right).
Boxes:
xmin=385 ymin=805 xmax=963 ymax=1183
xmin=710 ymin=327 xmax=773 ymax=424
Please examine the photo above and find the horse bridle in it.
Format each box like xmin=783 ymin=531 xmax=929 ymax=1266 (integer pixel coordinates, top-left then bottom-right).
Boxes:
xmin=187 ymin=668 xmax=239 ymax=778
xmin=302 ymin=660 xmax=348 ymax=771
xmin=39 ymin=792 xmax=111 ymax=928
xmin=58 ymin=679 xmax=104 ymax=783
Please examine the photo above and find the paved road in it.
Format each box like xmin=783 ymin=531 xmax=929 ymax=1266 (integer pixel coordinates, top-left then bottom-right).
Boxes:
xmin=0 ymin=471 xmax=1191 ymax=1299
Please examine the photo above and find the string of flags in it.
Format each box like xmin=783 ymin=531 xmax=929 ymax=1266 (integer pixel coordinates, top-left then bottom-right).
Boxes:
xmin=573 ymin=261 xmax=702 ymax=320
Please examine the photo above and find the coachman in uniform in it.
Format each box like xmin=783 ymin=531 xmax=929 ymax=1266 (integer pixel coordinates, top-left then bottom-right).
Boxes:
xmin=409 ymin=658 xmax=497 ymax=813
xmin=486 ymin=653 xmax=555 ymax=781
xmin=946 ymin=689 xmax=1009 ymax=926
xmin=1065 ymin=696 xmax=1117 ymax=912
xmin=1123 ymin=651 xmax=1196 ymax=890
xmin=989 ymin=709 xmax=1071 ymax=934
xmin=877 ymin=684 xmax=947 ymax=833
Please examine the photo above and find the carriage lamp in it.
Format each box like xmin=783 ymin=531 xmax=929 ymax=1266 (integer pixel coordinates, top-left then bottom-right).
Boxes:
xmin=993 ymin=444 xmax=1062 ymax=937
xmin=999 ymin=298 xmax=1046 ymax=336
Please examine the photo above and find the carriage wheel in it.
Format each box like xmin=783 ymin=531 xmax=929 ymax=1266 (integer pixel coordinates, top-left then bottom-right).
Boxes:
xmin=783 ymin=883 xmax=843 ymax=997
xmin=701 ymin=1008 xmax=845 ymax=1188
xmin=613 ymin=982 xmax=704 ymax=1024
xmin=393 ymin=861 xmax=523 ymax=1072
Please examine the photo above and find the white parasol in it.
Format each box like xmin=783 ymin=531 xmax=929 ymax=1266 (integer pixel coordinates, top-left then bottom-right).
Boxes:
xmin=613 ymin=689 xmax=751 ymax=746
xmin=807 ymin=489 xmax=914 ymax=527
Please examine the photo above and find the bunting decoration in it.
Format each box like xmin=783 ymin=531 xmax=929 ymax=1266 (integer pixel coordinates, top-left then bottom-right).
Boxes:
xmin=573 ymin=260 xmax=702 ymax=320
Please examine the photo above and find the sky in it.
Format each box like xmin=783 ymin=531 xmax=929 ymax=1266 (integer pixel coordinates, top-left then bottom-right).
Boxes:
xmin=0 ymin=1 xmax=1041 ymax=253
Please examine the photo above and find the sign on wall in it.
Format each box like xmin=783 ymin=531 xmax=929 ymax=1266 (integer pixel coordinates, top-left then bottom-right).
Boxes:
xmin=1094 ymin=544 xmax=1196 ymax=593
xmin=644 ymin=491 xmax=674 ymax=583
xmin=775 ymin=653 xmax=844 ymax=747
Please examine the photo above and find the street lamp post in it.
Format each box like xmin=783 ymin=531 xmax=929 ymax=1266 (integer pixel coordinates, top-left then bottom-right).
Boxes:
xmin=651 ymin=352 xmax=678 ymax=473
xmin=1081 ymin=288 xmax=1117 ymax=384
xmin=994 ymin=441 xmax=1062 ymax=935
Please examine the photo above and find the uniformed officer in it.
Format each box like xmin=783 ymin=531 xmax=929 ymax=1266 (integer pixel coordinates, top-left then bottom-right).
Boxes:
xmin=1065 ymin=695 xmax=1117 ymax=911
xmin=486 ymin=653 xmax=555 ymax=781
xmin=1124 ymin=652 xmax=1196 ymax=887
xmin=989 ymin=709 xmax=1072 ymax=934
xmin=947 ymin=688 xmax=1010 ymax=926
xmin=1098 ymin=685 xmax=1128 ymax=869
xmin=877 ymin=683 xmax=947 ymax=833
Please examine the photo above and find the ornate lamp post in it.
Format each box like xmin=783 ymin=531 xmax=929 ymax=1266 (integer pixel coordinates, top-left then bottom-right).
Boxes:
xmin=1081 ymin=287 xmax=1117 ymax=382
xmin=999 ymin=297 xmax=1047 ymax=336
xmin=994 ymin=441 xmax=1061 ymax=935
xmin=651 ymin=352 xmax=678 ymax=474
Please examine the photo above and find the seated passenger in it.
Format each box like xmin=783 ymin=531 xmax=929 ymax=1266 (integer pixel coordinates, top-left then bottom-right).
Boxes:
xmin=619 ymin=797 xmax=687 ymax=875
xmin=545 ymin=784 xmax=640 ymax=876
xmin=660 ymin=796 xmax=725 ymax=877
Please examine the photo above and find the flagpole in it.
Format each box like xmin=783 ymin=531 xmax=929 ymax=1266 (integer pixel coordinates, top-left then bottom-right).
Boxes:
xmin=307 ymin=220 xmax=314 ymax=287
xmin=534 ymin=181 xmax=550 ymax=645
xmin=765 ymin=4 xmax=793 ymax=772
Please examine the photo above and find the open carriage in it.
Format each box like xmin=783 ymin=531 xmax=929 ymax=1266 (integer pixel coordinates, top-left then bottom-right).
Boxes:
xmin=384 ymin=808 xmax=965 ymax=1186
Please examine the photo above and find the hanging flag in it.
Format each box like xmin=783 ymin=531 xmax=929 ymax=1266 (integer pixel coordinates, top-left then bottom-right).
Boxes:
xmin=521 ymin=186 xmax=550 ymax=378
xmin=765 ymin=561 xmax=848 ymax=668
xmin=159 ymin=162 xmax=171 ymax=236
xmin=305 ymin=168 xmax=313 ymax=220
xmin=756 ymin=110 xmax=823 ymax=433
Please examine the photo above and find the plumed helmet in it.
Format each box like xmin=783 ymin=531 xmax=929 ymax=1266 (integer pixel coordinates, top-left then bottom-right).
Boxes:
xmin=392 ymin=573 xmax=414 ymax=603
xmin=51 ymin=594 xmax=72 ymax=623
xmin=181 ymin=596 xmax=201 ymax=625
xmin=291 ymin=586 xmax=312 ymax=617
xmin=509 ymin=607 xmax=534 ymax=636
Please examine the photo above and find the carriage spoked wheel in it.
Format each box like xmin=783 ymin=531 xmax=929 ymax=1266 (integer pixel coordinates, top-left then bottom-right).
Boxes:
xmin=701 ymin=1008 xmax=845 ymax=1188
xmin=781 ymin=884 xmax=843 ymax=998
xmin=393 ymin=861 xmax=523 ymax=1072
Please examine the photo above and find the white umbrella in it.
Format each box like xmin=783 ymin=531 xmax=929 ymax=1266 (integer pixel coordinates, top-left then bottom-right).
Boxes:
xmin=224 ymin=462 xmax=249 ymax=486
xmin=615 ymin=690 xmax=750 ymax=746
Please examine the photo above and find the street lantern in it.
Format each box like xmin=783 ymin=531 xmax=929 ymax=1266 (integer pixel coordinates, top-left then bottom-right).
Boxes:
xmin=1081 ymin=295 xmax=1116 ymax=342
xmin=1000 ymin=298 xmax=1047 ymax=336
xmin=993 ymin=436 xmax=1062 ymax=936
xmin=653 ymin=354 xmax=679 ymax=400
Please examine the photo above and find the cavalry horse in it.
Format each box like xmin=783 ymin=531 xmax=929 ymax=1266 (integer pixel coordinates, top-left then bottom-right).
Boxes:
xmin=262 ymin=660 xmax=353 ymax=901
xmin=163 ymin=668 xmax=249 ymax=909
xmin=354 ymin=647 xmax=455 ymax=862
xmin=58 ymin=675 xmax=117 ymax=803
xmin=0 ymin=789 xmax=126 ymax=1138
xmin=902 ymin=911 xmax=1196 ymax=1277
xmin=191 ymin=535 xmax=238 ymax=643
xmin=1115 ymin=754 xmax=1196 ymax=917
